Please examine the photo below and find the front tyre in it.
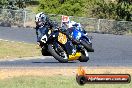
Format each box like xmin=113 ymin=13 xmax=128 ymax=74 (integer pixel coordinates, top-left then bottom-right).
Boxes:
xmin=41 ymin=49 xmax=51 ymax=56
xmin=79 ymin=48 xmax=89 ymax=62
xmin=48 ymin=44 xmax=68 ymax=63
xmin=80 ymin=39 xmax=94 ymax=52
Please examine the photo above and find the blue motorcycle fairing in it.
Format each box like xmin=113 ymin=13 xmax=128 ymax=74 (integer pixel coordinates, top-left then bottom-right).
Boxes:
xmin=72 ymin=28 xmax=82 ymax=40
xmin=72 ymin=28 xmax=91 ymax=44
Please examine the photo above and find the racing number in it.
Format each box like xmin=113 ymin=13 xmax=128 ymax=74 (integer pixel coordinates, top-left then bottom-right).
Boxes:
xmin=58 ymin=33 xmax=67 ymax=44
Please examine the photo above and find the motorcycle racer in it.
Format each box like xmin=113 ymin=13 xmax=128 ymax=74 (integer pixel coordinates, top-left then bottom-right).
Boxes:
xmin=60 ymin=15 xmax=87 ymax=36
xmin=68 ymin=21 xmax=87 ymax=35
xmin=35 ymin=12 xmax=55 ymax=46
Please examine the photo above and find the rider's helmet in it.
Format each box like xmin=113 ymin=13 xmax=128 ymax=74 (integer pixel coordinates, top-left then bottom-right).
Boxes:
xmin=41 ymin=13 xmax=48 ymax=23
xmin=69 ymin=21 xmax=82 ymax=29
xmin=35 ymin=12 xmax=48 ymax=24
xmin=68 ymin=21 xmax=76 ymax=28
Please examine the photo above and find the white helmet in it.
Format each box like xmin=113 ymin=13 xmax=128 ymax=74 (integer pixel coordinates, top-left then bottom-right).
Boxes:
xmin=68 ymin=21 xmax=77 ymax=28
xmin=35 ymin=12 xmax=47 ymax=22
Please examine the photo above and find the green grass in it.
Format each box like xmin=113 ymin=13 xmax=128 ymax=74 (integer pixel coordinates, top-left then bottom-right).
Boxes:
xmin=0 ymin=40 xmax=41 ymax=59
xmin=0 ymin=76 xmax=131 ymax=88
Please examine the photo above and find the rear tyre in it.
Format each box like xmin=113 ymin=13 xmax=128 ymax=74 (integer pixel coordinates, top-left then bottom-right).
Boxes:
xmin=48 ymin=44 xmax=68 ymax=63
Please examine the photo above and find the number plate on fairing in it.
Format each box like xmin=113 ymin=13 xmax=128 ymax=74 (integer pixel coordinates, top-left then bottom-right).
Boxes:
xmin=58 ymin=32 xmax=67 ymax=44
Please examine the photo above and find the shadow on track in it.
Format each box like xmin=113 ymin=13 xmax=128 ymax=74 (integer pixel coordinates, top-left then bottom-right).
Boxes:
xmin=32 ymin=61 xmax=76 ymax=63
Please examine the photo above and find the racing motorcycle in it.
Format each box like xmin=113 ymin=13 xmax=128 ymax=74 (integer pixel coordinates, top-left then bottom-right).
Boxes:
xmin=69 ymin=26 xmax=94 ymax=52
xmin=40 ymin=26 xmax=93 ymax=63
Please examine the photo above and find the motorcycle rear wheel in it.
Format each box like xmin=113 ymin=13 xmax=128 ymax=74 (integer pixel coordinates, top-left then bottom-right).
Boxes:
xmin=48 ymin=44 xmax=68 ymax=63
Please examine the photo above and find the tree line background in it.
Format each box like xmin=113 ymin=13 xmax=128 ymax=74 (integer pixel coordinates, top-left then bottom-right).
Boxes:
xmin=0 ymin=0 xmax=131 ymax=21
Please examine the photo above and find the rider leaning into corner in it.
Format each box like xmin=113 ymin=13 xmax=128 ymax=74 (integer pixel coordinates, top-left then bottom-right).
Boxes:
xmin=35 ymin=12 xmax=57 ymax=47
xmin=35 ymin=12 xmax=88 ymax=47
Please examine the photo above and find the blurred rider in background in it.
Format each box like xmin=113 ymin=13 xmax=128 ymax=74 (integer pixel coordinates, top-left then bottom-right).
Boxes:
xmin=68 ymin=21 xmax=87 ymax=35
xmin=61 ymin=15 xmax=87 ymax=35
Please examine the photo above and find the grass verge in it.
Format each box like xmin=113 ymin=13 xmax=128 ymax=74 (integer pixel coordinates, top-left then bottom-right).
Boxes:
xmin=0 ymin=68 xmax=132 ymax=88
xmin=0 ymin=75 xmax=131 ymax=88
xmin=0 ymin=40 xmax=41 ymax=59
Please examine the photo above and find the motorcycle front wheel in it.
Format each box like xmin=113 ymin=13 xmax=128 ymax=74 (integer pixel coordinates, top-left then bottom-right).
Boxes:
xmin=48 ymin=44 xmax=68 ymax=63
xmin=79 ymin=48 xmax=89 ymax=62
xmin=41 ymin=48 xmax=51 ymax=56
xmin=80 ymin=38 xmax=94 ymax=52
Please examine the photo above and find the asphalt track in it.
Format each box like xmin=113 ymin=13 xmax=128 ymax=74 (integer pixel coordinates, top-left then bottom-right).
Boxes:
xmin=0 ymin=27 xmax=132 ymax=67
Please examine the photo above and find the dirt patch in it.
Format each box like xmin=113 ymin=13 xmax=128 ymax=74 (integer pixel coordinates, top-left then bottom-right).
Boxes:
xmin=0 ymin=68 xmax=74 ymax=79
xmin=0 ymin=67 xmax=132 ymax=80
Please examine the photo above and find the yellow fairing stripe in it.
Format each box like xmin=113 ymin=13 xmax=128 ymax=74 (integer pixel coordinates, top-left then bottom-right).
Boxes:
xmin=68 ymin=52 xmax=81 ymax=61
